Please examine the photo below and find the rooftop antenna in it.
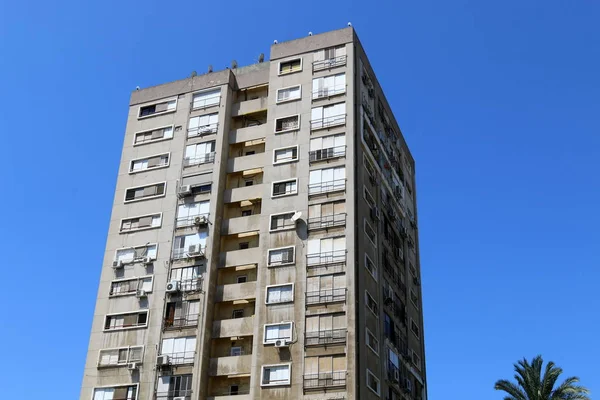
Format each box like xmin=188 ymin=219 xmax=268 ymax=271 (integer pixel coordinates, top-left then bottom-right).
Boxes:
xmin=273 ymin=39 xmax=278 ymax=44
xmin=308 ymin=31 xmax=313 ymax=36
xmin=348 ymin=22 xmax=352 ymax=27
xmin=258 ymin=53 xmax=264 ymax=63
xmin=190 ymin=71 xmax=197 ymax=77
xmin=135 ymin=86 xmax=140 ymax=91
xmin=231 ymin=60 xmax=238 ymax=69
xmin=208 ymin=65 xmax=213 ymax=73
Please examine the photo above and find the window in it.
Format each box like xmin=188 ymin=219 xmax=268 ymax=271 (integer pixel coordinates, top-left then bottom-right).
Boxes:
xmin=366 ymin=328 xmax=379 ymax=355
xmin=176 ymin=200 xmax=210 ymax=227
xmin=272 ymin=178 xmax=298 ymax=197
xmin=305 ymin=313 xmax=347 ymax=345
xmin=364 ymin=187 xmax=375 ymax=208
xmin=262 ymin=363 xmax=292 ymax=386
xmin=134 ymin=125 xmax=174 ymax=145
xmin=173 ymin=232 xmax=207 ymax=259
xmin=170 ymin=266 xmax=202 ymax=291
xmin=188 ymin=112 xmax=219 ymax=137
xmin=270 ymin=212 xmax=296 ymax=232
xmin=160 ymin=336 xmax=196 ymax=364
xmin=129 ymin=153 xmax=169 ymax=173
xmin=410 ymin=288 xmax=419 ymax=309
xmin=309 ymin=133 xmax=346 ymax=162
xmin=232 ymin=309 xmax=244 ymax=319
xmin=308 ymin=166 xmax=346 ymax=195
xmin=306 ymin=236 xmax=346 ymax=267
xmin=412 ymin=350 xmax=422 ymax=370
xmin=164 ymin=300 xmax=200 ymax=329
xmin=306 ymin=274 xmax=346 ymax=305
xmin=237 ymin=275 xmax=247 ymax=283
xmin=263 ymin=322 xmax=293 ymax=344
xmin=411 ymin=319 xmax=420 ymax=339
xmin=114 ymin=244 xmax=157 ymax=264
xmin=366 ymin=370 xmax=381 ymax=396
xmin=241 ymin=209 xmax=252 ymax=217
xmin=267 ymin=246 xmax=295 ymax=267
xmin=274 ymin=114 xmax=300 ymax=133
xmin=364 ymin=154 xmax=376 ymax=178
xmin=364 ymin=219 xmax=377 ymax=247
xmin=365 ymin=291 xmax=379 ymax=317
xmin=104 ymin=311 xmax=148 ymax=331
xmin=120 ymin=213 xmax=162 ymax=233
xmin=239 ymin=242 xmax=249 ymax=250
xmin=278 ymin=58 xmax=302 ymax=75
xmin=192 ymin=88 xmax=221 ymax=109
xmin=157 ymin=375 xmax=192 ymax=399
xmin=229 ymin=385 xmax=239 ymax=395
xmin=124 ymin=182 xmax=166 ymax=203
xmin=313 ymin=45 xmax=347 ymax=71
xmin=304 ymin=355 xmax=347 ymax=389
xmin=138 ymin=99 xmax=176 ymax=118
xmin=98 ymin=346 xmax=143 ymax=367
xmin=266 ymin=284 xmax=294 ymax=304
xmin=312 ymin=73 xmax=346 ymax=99
xmin=109 ymin=276 xmax=153 ymax=297
xmin=273 ymin=146 xmax=298 ymax=164
xmin=93 ymin=385 xmax=138 ymax=400
xmin=365 ymin=254 xmax=377 ymax=281
xmin=307 ymin=200 xmax=346 ymax=230
xmin=310 ymin=103 xmax=346 ymax=130
xmin=276 ymin=85 xmax=301 ymax=103
xmin=230 ymin=346 xmax=242 ymax=356
xmin=184 ymin=141 xmax=216 ymax=166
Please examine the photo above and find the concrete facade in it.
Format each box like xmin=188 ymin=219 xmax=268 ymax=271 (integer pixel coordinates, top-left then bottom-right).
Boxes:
xmin=80 ymin=27 xmax=426 ymax=400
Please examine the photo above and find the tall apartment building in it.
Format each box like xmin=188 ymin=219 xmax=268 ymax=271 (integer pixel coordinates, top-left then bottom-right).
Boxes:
xmin=80 ymin=27 xmax=426 ymax=400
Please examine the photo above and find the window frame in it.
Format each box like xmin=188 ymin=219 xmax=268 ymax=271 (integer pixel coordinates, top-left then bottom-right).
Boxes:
xmin=271 ymin=178 xmax=298 ymax=198
xmin=123 ymin=181 xmax=167 ymax=204
xmin=113 ymin=243 xmax=158 ymax=265
xmin=411 ymin=318 xmax=420 ymax=340
xmin=265 ymin=283 xmax=294 ymax=305
xmin=364 ymin=219 xmax=378 ymax=248
xmin=137 ymin=98 xmax=177 ymax=119
xmin=365 ymin=290 xmax=379 ymax=318
xmin=274 ymin=114 xmax=300 ymax=134
xmin=365 ymin=328 xmax=379 ymax=356
xmin=366 ymin=369 xmax=381 ymax=396
xmin=119 ymin=212 xmax=163 ymax=233
xmin=269 ymin=211 xmax=297 ymax=232
xmin=191 ymin=88 xmax=222 ymax=110
xmin=364 ymin=253 xmax=377 ymax=281
xmin=412 ymin=349 xmax=422 ymax=371
xmin=109 ymin=275 xmax=154 ymax=297
xmin=263 ymin=322 xmax=294 ymax=345
xmin=128 ymin=152 xmax=170 ymax=174
xmin=103 ymin=310 xmax=149 ymax=332
xmin=91 ymin=384 xmax=140 ymax=400
xmin=276 ymin=84 xmax=302 ymax=104
xmin=273 ymin=145 xmax=299 ymax=165
xmin=97 ymin=346 xmax=145 ymax=368
xmin=267 ymin=245 xmax=296 ymax=267
xmin=363 ymin=186 xmax=375 ymax=208
xmin=260 ymin=363 xmax=292 ymax=387
xmin=133 ymin=124 xmax=174 ymax=146
xmin=410 ymin=288 xmax=420 ymax=310
xmin=278 ymin=58 xmax=303 ymax=75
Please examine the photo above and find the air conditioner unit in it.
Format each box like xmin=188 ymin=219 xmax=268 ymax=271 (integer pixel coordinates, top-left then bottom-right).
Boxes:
xmin=199 ymin=126 xmax=213 ymax=134
xmin=274 ymin=339 xmax=289 ymax=348
xmin=166 ymin=280 xmax=180 ymax=293
xmin=136 ymin=289 xmax=147 ymax=298
xmin=187 ymin=244 xmax=204 ymax=257
xmin=178 ymin=185 xmax=192 ymax=198
xmin=156 ymin=355 xmax=170 ymax=366
xmin=112 ymin=260 xmax=124 ymax=269
xmin=393 ymin=368 xmax=400 ymax=382
xmin=127 ymin=362 xmax=140 ymax=370
xmin=142 ymin=256 xmax=153 ymax=265
xmin=194 ymin=215 xmax=208 ymax=226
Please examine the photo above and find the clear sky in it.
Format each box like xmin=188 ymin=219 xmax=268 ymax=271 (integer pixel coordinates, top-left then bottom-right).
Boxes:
xmin=1 ymin=0 xmax=598 ymax=398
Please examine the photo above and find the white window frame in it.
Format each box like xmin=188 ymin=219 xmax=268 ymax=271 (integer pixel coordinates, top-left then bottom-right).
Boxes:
xmin=363 ymin=186 xmax=375 ymax=208
xmin=128 ymin=152 xmax=170 ymax=174
xmin=278 ymin=57 xmax=303 ymax=75
xmin=263 ymin=322 xmax=294 ymax=345
xmin=97 ymin=346 xmax=144 ymax=367
xmin=260 ymin=363 xmax=292 ymax=386
xmin=103 ymin=311 xmax=149 ymax=332
xmin=364 ymin=219 xmax=377 ymax=248
xmin=271 ymin=178 xmax=298 ymax=198
xmin=412 ymin=349 xmax=422 ymax=371
xmin=273 ymin=145 xmax=299 ymax=165
xmin=365 ymin=291 xmax=379 ymax=318
xmin=109 ymin=275 xmax=154 ymax=297
xmin=364 ymin=253 xmax=377 ymax=281
xmin=123 ymin=181 xmax=167 ymax=204
xmin=410 ymin=288 xmax=419 ymax=309
xmin=265 ymin=283 xmax=294 ymax=305
xmin=276 ymin=84 xmax=302 ymax=103
xmin=365 ymin=328 xmax=379 ymax=356
xmin=137 ymin=98 xmax=177 ymax=119
xmin=91 ymin=384 xmax=140 ymax=400
xmin=267 ymin=245 xmax=296 ymax=267
xmin=274 ymin=114 xmax=300 ymax=134
xmin=113 ymin=243 xmax=158 ymax=265
xmin=133 ymin=124 xmax=174 ymax=146
xmin=269 ymin=211 xmax=297 ymax=232
xmin=191 ymin=88 xmax=222 ymax=110
xmin=366 ymin=369 xmax=381 ymax=396
xmin=411 ymin=318 xmax=420 ymax=340
xmin=119 ymin=213 xmax=163 ymax=233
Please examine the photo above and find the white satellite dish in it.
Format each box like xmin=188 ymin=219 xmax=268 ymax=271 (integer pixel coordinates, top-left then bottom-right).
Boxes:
xmin=290 ymin=211 xmax=302 ymax=222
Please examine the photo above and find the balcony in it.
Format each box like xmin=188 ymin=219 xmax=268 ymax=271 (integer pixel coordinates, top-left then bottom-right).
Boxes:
xmin=207 ymin=392 xmax=250 ymax=400
xmin=224 ymin=184 xmax=264 ymax=203
xmin=180 ymin=277 xmax=203 ymax=292
xmin=310 ymin=114 xmax=346 ymax=131
xmin=303 ymin=371 xmax=347 ymax=390
xmin=220 ymin=247 xmax=261 ymax=269
xmin=312 ymin=85 xmax=346 ymax=100
xmin=221 ymin=215 xmax=261 ymax=235
xmin=227 ymin=153 xmax=264 ymax=173
xmin=313 ymin=55 xmax=347 ymax=72
xmin=309 ymin=146 xmax=346 ymax=163
xmin=215 ymin=282 xmax=256 ymax=302
xmin=307 ymin=213 xmax=346 ymax=231
xmin=231 ymin=97 xmax=268 ymax=117
xmin=308 ymin=179 xmax=346 ymax=196
xmin=172 ymin=245 xmax=206 ymax=261
xmin=164 ymin=315 xmax=199 ymax=330
xmin=188 ymin=123 xmax=218 ymax=138
xmin=209 ymin=354 xmax=252 ymax=376
xmin=212 ymin=316 xmax=254 ymax=338
xmin=183 ymin=152 xmax=216 ymax=168
xmin=156 ymin=390 xmax=192 ymax=400
xmin=229 ymin=124 xmax=266 ymax=144
xmin=176 ymin=213 xmax=210 ymax=229
xmin=159 ymin=350 xmax=195 ymax=365
xmin=305 ymin=329 xmax=347 ymax=346
xmin=306 ymin=288 xmax=346 ymax=306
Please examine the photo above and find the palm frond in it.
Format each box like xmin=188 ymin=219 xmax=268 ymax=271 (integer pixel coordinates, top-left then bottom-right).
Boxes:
xmin=495 ymin=379 xmax=528 ymax=400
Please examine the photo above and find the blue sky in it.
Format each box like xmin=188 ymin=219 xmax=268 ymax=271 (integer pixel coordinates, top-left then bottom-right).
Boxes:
xmin=1 ymin=0 xmax=599 ymax=398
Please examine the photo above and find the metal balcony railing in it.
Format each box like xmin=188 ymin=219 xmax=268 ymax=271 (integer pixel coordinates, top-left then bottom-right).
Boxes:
xmin=172 ymin=246 xmax=205 ymax=260
xmin=306 ymin=288 xmax=347 ymax=305
xmin=183 ymin=152 xmax=216 ymax=167
xmin=312 ymin=85 xmax=346 ymax=99
xmin=176 ymin=213 xmax=210 ymax=228
xmin=179 ymin=277 xmax=202 ymax=292
xmin=156 ymin=390 xmax=192 ymax=400
xmin=305 ymin=328 xmax=347 ymax=346
xmin=310 ymin=114 xmax=346 ymax=130
xmin=309 ymin=146 xmax=346 ymax=163
xmin=306 ymin=250 xmax=347 ymax=268
xmin=303 ymin=371 xmax=347 ymax=389
xmin=187 ymin=123 xmax=219 ymax=137
xmin=307 ymin=213 xmax=346 ymax=231
xmin=164 ymin=315 xmax=199 ymax=330
xmin=312 ymin=55 xmax=347 ymax=71
xmin=308 ymin=179 xmax=346 ymax=196
xmin=159 ymin=351 xmax=196 ymax=365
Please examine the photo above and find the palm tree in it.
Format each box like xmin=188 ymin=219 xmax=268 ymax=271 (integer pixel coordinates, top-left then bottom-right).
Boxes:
xmin=494 ymin=355 xmax=590 ymax=400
